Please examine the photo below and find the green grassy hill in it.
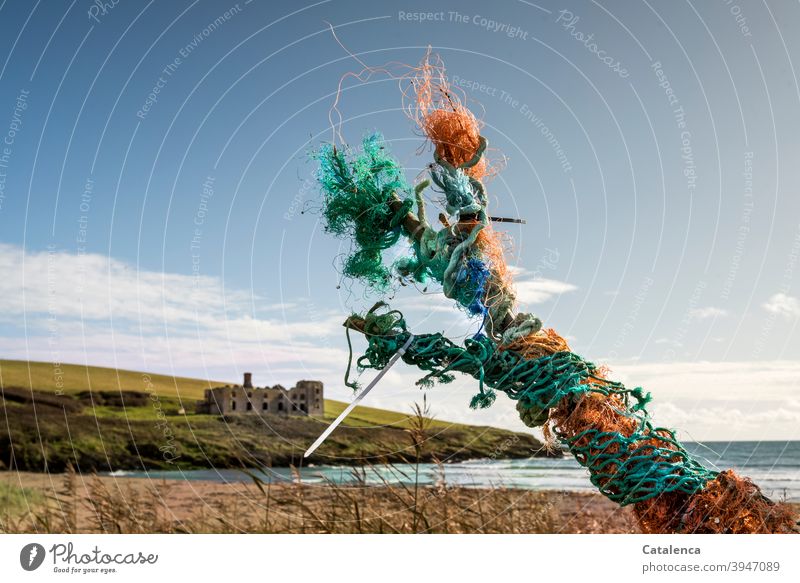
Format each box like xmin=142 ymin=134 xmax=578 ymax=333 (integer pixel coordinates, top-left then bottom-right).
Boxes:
xmin=1 ymin=359 xmax=451 ymax=429
xmin=0 ymin=359 xmax=555 ymax=472
xmin=0 ymin=359 xmax=216 ymax=400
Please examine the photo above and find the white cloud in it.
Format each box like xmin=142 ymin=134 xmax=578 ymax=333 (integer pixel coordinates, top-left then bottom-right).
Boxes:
xmin=0 ymin=243 xmax=347 ymax=382
xmin=763 ymin=293 xmax=800 ymax=318
xmin=652 ymin=400 xmax=800 ymax=428
xmin=605 ymin=360 xmax=800 ymax=440
xmin=690 ymin=306 xmax=728 ymax=319
xmin=610 ymin=359 xmax=800 ymax=402
xmin=514 ymin=278 xmax=577 ymax=305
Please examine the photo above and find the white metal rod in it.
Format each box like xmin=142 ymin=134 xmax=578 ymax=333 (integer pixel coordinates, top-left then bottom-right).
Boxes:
xmin=304 ymin=334 xmax=415 ymax=458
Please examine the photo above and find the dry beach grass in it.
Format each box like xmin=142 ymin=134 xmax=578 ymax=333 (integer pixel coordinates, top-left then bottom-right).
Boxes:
xmin=0 ymin=400 xmax=639 ymax=534
xmin=0 ymin=470 xmax=639 ymax=534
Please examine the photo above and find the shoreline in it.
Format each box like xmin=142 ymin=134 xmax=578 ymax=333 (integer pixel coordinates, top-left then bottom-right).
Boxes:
xmin=3 ymin=470 xmax=798 ymax=534
xmin=1 ymin=470 xmax=638 ymax=534
xmin=0 ymin=382 xmax=558 ymax=473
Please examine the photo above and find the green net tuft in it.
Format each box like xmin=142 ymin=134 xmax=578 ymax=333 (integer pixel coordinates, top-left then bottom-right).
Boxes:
xmin=315 ymin=133 xmax=413 ymax=291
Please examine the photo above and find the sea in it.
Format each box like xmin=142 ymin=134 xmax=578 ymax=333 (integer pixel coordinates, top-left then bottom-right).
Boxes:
xmin=111 ymin=440 xmax=800 ymax=502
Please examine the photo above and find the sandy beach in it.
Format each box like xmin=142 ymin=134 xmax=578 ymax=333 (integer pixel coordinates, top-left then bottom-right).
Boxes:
xmin=1 ymin=471 xmax=641 ymax=534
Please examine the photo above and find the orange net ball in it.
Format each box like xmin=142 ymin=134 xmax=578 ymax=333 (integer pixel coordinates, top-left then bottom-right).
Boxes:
xmin=403 ymin=51 xmax=498 ymax=180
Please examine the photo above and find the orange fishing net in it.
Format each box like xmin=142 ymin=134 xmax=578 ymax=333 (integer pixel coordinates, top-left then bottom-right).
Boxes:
xmin=635 ymin=471 xmax=798 ymax=534
xmin=328 ymin=47 xmax=500 ymax=179
xmin=501 ymin=328 xmax=571 ymax=360
xmin=403 ymin=51 xmax=498 ymax=180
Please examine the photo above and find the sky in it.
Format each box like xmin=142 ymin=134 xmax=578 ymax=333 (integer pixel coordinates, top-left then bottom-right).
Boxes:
xmin=0 ymin=0 xmax=798 ymax=441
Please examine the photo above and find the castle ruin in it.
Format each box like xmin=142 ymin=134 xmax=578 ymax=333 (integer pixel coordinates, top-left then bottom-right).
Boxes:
xmin=195 ymin=373 xmax=324 ymax=416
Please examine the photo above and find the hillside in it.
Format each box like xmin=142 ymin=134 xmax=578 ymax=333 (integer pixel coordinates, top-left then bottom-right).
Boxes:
xmin=0 ymin=359 xmax=216 ymax=400
xmin=0 ymin=360 xmax=556 ymax=472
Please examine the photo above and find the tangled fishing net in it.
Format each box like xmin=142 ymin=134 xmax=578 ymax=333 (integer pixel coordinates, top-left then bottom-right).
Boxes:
xmin=404 ymin=53 xmax=491 ymax=179
xmin=314 ymin=53 xmax=799 ymax=534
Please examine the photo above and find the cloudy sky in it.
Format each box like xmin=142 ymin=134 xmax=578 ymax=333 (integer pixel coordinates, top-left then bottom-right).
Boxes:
xmin=0 ymin=0 xmax=798 ymax=441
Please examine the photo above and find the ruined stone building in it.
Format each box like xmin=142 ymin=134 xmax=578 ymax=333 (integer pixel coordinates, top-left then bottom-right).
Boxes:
xmin=195 ymin=373 xmax=323 ymax=416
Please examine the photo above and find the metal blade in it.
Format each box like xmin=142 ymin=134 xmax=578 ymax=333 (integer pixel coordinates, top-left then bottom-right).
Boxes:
xmin=304 ymin=334 xmax=415 ymax=458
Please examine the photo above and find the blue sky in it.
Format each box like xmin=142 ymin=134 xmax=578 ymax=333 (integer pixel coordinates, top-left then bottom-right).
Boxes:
xmin=0 ymin=0 xmax=798 ymax=440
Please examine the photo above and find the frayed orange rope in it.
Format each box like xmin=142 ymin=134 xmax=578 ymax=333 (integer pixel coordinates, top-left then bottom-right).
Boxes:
xmin=501 ymin=328 xmax=570 ymax=360
xmin=634 ymin=471 xmax=799 ymax=534
xmin=402 ymin=51 xmax=500 ymax=180
xmin=678 ymin=471 xmax=798 ymax=533
xmin=327 ymin=44 xmax=501 ymax=178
